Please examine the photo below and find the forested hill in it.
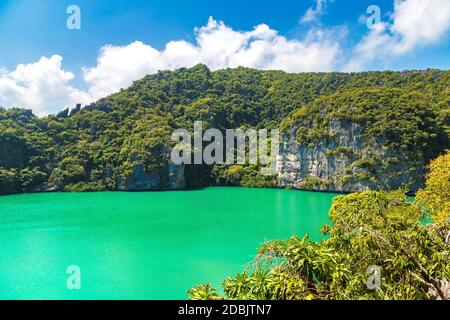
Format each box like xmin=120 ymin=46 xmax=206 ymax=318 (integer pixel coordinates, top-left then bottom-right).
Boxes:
xmin=0 ymin=65 xmax=449 ymax=195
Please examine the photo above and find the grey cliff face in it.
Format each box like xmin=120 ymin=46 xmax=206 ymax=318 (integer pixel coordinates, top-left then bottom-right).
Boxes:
xmin=276 ymin=119 xmax=425 ymax=193
xmin=118 ymin=163 xmax=185 ymax=191
xmin=117 ymin=118 xmax=426 ymax=193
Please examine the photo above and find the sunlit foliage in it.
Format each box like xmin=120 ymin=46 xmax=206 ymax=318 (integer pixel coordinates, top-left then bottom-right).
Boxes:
xmin=189 ymin=153 xmax=450 ymax=300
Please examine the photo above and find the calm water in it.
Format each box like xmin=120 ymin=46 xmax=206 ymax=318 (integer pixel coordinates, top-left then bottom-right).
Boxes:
xmin=0 ymin=187 xmax=339 ymax=300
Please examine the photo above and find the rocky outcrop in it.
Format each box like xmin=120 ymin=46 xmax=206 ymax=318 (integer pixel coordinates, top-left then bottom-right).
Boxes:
xmin=168 ymin=163 xmax=186 ymax=189
xmin=118 ymin=163 xmax=185 ymax=191
xmin=277 ymin=119 xmax=426 ymax=193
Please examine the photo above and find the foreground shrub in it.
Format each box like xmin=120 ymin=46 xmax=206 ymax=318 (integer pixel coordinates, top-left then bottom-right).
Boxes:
xmin=189 ymin=153 xmax=450 ymax=300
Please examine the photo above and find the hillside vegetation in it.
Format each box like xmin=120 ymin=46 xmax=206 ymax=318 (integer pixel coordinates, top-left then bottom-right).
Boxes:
xmin=0 ymin=65 xmax=449 ymax=194
xmin=189 ymin=152 xmax=450 ymax=300
xmin=278 ymin=88 xmax=448 ymax=192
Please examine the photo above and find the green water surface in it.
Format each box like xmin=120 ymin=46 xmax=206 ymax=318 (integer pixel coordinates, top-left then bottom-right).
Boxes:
xmin=0 ymin=187 xmax=339 ymax=299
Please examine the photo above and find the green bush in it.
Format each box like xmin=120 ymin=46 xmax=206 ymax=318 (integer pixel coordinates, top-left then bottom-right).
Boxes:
xmin=189 ymin=153 xmax=450 ymax=300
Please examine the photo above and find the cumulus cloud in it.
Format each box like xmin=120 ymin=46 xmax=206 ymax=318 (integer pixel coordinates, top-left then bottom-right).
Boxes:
xmin=0 ymin=18 xmax=342 ymax=115
xmin=83 ymin=17 xmax=342 ymax=99
xmin=347 ymin=0 xmax=450 ymax=70
xmin=0 ymin=18 xmax=336 ymax=115
xmin=83 ymin=41 xmax=164 ymax=99
xmin=1 ymin=2 xmax=449 ymax=115
xmin=0 ymin=55 xmax=93 ymax=116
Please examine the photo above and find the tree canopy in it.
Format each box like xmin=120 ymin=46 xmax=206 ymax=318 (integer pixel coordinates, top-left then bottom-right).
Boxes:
xmin=0 ymin=66 xmax=448 ymax=194
xmin=188 ymin=152 xmax=450 ymax=300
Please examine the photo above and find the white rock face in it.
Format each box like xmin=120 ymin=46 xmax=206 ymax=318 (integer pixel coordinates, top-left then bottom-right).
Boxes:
xmin=277 ymin=119 xmax=425 ymax=193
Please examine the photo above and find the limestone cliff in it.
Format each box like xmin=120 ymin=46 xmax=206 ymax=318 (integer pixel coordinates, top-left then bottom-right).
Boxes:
xmin=117 ymin=163 xmax=185 ymax=191
xmin=277 ymin=119 xmax=427 ymax=193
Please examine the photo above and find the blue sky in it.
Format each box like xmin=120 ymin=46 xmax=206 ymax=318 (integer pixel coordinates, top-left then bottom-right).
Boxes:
xmin=0 ymin=0 xmax=449 ymax=115
xmin=0 ymin=0 xmax=394 ymax=71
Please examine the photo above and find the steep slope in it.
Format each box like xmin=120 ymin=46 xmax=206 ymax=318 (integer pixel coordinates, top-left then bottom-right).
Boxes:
xmin=278 ymin=88 xmax=448 ymax=192
xmin=0 ymin=65 xmax=448 ymax=195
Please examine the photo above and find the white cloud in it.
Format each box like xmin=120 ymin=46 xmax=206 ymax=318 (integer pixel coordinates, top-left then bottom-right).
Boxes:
xmin=1 ymin=2 xmax=449 ymax=116
xmin=0 ymin=18 xmax=342 ymax=115
xmin=300 ymin=0 xmax=332 ymax=24
xmin=83 ymin=17 xmax=342 ymax=100
xmin=83 ymin=41 xmax=164 ymax=99
xmin=347 ymin=0 xmax=450 ymax=70
xmin=391 ymin=0 xmax=450 ymax=53
xmin=0 ymin=55 xmax=93 ymax=116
